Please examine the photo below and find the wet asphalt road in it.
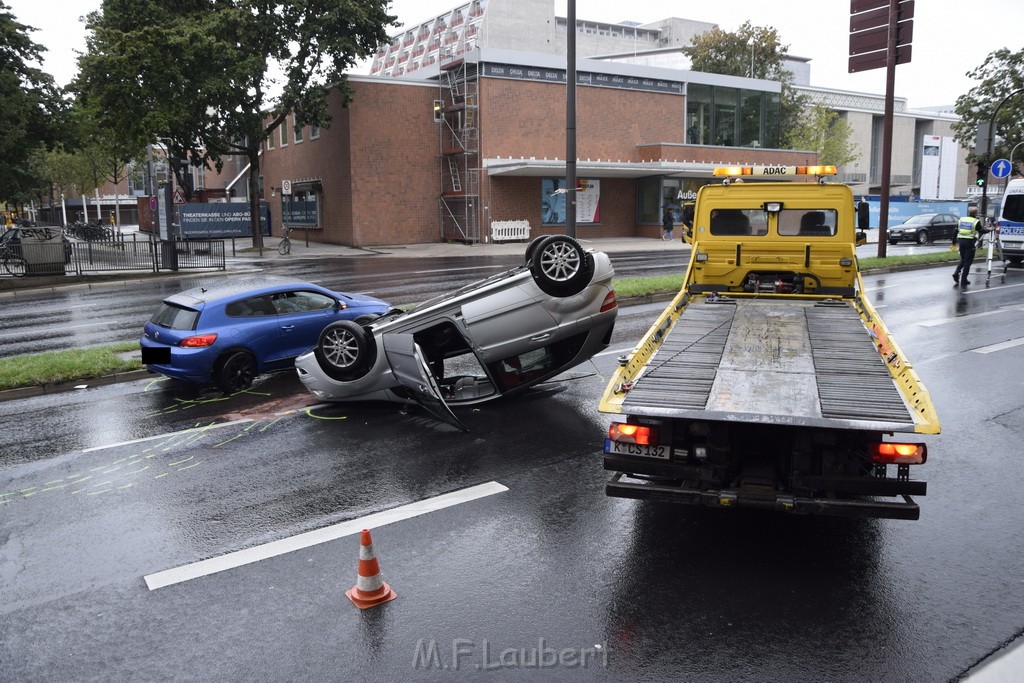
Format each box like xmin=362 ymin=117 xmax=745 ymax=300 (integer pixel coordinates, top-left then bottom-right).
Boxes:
xmin=2 ymin=264 xmax=1024 ymax=681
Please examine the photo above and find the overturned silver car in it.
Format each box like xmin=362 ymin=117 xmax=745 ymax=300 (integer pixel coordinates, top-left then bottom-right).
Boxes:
xmin=294 ymin=235 xmax=618 ymax=430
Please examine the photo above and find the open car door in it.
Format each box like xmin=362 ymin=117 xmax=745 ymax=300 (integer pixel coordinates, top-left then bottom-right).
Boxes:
xmin=382 ymin=333 xmax=468 ymax=432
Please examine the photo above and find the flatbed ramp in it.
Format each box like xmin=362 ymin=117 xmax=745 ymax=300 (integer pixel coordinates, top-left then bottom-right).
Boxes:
xmin=622 ymin=298 xmax=918 ymax=431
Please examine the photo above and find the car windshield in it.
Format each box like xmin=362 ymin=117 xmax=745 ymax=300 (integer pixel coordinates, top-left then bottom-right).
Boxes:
xmin=903 ymin=215 xmax=933 ymax=225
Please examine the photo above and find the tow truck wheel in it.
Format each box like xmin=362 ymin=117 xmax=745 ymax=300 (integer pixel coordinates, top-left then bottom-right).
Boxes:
xmin=916 ymin=230 xmax=929 ymax=245
xmin=529 ymin=235 xmax=594 ymax=297
xmin=315 ymin=320 xmax=375 ymax=381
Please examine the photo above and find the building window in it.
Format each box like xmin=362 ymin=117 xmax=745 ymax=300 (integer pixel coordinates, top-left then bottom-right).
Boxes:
xmin=279 ymin=124 xmax=288 ymax=147
xmin=686 ymin=84 xmax=711 ymax=145
xmin=294 ymin=118 xmax=303 ymax=143
xmin=637 ymin=177 xmax=708 ymax=224
xmin=870 ymin=115 xmax=883 ymax=185
xmin=686 ymin=84 xmax=778 ymax=149
xmin=267 ymin=131 xmax=274 ymax=150
xmin=310 ymin=124 xmax=320 ymax=139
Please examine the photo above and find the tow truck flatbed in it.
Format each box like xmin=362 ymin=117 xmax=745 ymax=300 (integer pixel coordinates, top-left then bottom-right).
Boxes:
xmin=620 ymin=295 xmax=920 ymax=432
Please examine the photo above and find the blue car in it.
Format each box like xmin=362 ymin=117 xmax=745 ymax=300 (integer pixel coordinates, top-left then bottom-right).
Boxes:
xmin=140 ymin=275 xmax=391 ymax=392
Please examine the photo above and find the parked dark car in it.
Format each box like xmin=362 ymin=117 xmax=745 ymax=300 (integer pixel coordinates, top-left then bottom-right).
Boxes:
xmin=140 ymin=275 xmax=391 ymax=392
xmin=887 ymin=213 xmax=959 ymax=245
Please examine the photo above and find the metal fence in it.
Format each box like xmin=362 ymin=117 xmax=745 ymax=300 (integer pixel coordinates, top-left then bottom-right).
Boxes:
xmin=2 ymin=232 xmax=226 ymax=278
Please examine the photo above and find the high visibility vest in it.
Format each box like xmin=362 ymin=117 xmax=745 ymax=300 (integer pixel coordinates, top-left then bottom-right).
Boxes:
xmin=957 ymin=216 xmax=980 ymax=239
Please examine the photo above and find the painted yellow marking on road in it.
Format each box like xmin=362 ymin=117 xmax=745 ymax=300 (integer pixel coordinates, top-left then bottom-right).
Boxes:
xmin=304 ymin=407 xmax=348 ymax=420
xmin=176 ymin=462 xmax=201 ymax=471
xmin=44 ymin=479 xmax=63 ymax=486
xmin=40 ymin=483 xmax=71 ymax=492
xmin=154 ymin=473 xmax=169 ymax=479
xmin=71 ymin=488 xmax=85 ymax=494
xmin=168 ymin=456 xmax=194 ymax=467
xmin=88 ymin=489 xmax=112 ymax=496
xmin=117 ymin=484 xmax=134 ymax=490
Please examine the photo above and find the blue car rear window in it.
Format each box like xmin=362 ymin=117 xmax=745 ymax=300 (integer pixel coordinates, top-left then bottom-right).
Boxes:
xmin=151 ymin=303 xmax=199 ymax=330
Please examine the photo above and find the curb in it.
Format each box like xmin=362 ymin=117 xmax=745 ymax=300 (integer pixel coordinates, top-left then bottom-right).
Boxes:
xmin=0 ymin=370 xmax=153 ymax=403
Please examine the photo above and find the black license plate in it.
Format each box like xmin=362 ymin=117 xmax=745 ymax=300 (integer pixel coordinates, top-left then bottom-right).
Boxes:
xmin=141 ymin=346 xmax=171 ymax=364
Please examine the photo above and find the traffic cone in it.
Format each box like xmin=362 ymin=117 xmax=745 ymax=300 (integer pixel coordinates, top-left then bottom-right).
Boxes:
xmin=345 ymin=529 xmax=398 ymax=609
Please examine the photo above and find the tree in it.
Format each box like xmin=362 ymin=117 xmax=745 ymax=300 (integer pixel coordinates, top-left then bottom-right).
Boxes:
xmin=952 ymin=47 xmax=1024 ymax=174
xmin=683 ymin=21 xmax=808 ymax=149
xmin=787 ymin=104 xmax=859 ymax=167
xmin=0 ymin=2 xmax=66 ymax=207
xmin=76 ymin=0 xmax=397 ymax=250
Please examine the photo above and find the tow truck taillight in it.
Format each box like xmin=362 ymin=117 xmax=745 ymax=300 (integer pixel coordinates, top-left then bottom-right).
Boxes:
xmin=870 ymin=442 xmax=927 ymax=465
xmin=600 ymin=291 xmax=618 ymax=313
xmin=179 ymin=333 xmax=218 ymax=348
xmin=608 ymin=422 xmax=659 ymax=446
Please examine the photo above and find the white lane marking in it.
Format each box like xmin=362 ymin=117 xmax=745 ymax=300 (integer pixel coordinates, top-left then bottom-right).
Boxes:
xmin=594 ymin=346 xmax=636 ymax=359
xmin=81 ymin=419 xmax=254 ymax=453
xmin=972 ymin=337 xmax=1024 ymax=354
xmin=144 ymin=481 xmax=509 ymax=590
xmin=964 ymin=638 xmax=1024 ymax=682
xmin=918 ymin=304 xmax=1024 ymax=328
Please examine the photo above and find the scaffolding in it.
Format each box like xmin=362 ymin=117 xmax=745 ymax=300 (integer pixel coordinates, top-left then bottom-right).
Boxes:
xmin=438 ymin=57 xmax=481 ymax=242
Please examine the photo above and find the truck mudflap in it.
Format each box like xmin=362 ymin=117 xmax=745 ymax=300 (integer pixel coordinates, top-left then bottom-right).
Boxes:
xmin=606 ymin=472 xmax=921 ymax=520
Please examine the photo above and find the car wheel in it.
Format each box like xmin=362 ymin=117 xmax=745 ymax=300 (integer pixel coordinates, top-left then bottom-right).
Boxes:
xmin=916 ymin=230 xmax=929 ymax=245
xmin=528 ymin=235 xmax=594 ymax=297
xmin=315 ymin=320 xmax=375 ymax=381
xmin=1009 ymin=256 xmax=1023 ymax=267
xmin=215 ymin=351 xmax=257 ymax=393
xmin=888 ymin=240 xmax=898 ymax=246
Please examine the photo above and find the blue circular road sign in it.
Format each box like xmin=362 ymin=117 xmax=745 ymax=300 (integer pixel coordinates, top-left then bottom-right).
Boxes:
xmin=991 ymin=158 xmax=1012 ymax=178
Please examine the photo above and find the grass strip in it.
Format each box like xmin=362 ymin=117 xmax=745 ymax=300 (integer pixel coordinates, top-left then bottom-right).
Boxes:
xmin=0 ymin=341 xmax=141 ymax=391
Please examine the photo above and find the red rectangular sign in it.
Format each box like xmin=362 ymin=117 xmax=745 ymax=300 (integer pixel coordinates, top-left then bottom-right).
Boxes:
xmin=848 ymin=44 xmax=912 ymax=73
xmin=849 ymin=20 xmax=913 ymax=55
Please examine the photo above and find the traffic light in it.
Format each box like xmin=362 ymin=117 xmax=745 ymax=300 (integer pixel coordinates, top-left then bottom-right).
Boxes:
xmin=976 ymin=161 xmax=988 ymax=187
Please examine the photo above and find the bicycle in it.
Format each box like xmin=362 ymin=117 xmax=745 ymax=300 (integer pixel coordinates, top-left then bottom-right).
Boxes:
xmin=278 ymin=227 xmax=292 ymax=255
xmin=0 ymin=241 xmax=26 ymax=277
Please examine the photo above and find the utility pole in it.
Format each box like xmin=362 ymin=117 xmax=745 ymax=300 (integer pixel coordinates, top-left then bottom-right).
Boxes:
xmin=565 ymin=0 xmax=576 ymax=238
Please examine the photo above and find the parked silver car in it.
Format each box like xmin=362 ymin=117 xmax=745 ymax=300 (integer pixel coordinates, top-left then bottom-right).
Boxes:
xmin=294 ymin=235 xmax=618 ymax=430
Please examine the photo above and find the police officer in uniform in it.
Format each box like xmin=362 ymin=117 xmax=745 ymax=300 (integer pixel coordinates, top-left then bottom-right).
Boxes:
xmin=952 ymin=207 xmax=992 ymax=286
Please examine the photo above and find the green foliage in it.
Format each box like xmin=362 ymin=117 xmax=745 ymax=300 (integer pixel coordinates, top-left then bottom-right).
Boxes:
xmin=0 ymin=2 xmax=67 ymax=205
xmin=952 ymin=47 xmax=1024 ymax=169
xmin=787 ymin=104 xmax=859 ymax=166
xmin=76 ymin=0 xmax=398 ymax=247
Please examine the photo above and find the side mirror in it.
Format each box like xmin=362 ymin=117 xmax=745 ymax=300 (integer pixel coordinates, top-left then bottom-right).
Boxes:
xmin=857 ymin=201 xmax=870 ymax=231
xmin=855 ymin=231 xmax=867 ymax=247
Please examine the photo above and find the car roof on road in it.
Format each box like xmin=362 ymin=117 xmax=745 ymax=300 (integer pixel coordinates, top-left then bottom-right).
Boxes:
xmin=165 ymin=275 xmax=324 ymax=307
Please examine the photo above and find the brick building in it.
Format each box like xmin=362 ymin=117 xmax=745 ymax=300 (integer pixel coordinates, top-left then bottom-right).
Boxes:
xmin=258 ymin=47 xmax=813 ymax=247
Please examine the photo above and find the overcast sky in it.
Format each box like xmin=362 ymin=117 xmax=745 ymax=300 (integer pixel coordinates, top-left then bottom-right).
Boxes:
xmin=7 ymin=0 xmax=1022 ymax=109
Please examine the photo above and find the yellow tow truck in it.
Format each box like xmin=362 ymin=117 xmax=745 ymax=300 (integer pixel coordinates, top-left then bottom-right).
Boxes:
xmin=600 ymin=165 xmax=940 ymax=519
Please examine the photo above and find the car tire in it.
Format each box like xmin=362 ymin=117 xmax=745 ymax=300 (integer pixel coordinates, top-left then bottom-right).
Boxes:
xmin=916 ymin=230 xmax=929 ymax=245
xmin=528 ymin=235 xmax=594 ymax=297
xmin=1009 ymin=256 xmax=1023 ymax=267
xmin=215 ymin=350 xmax=257 ymax=393
xmin=888 ymin=240 xmax=898 ymax=246
xmin=524 ymin=234 xmax=550 ymax=265
xmin=315 ymin=320 xmax=376 ymax=381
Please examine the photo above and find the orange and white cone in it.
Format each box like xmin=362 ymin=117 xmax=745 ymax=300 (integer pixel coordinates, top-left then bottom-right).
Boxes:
xmin=345 ymin=529 xmax=398 ymax=609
